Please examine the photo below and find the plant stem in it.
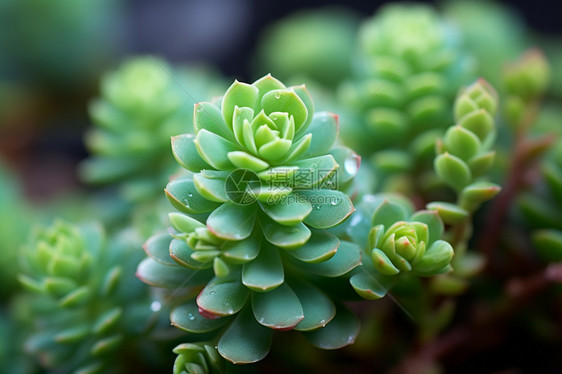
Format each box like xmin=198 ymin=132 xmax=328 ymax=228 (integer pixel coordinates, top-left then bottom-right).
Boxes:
xmin=388 ymin=262 xmax=562 ymax=374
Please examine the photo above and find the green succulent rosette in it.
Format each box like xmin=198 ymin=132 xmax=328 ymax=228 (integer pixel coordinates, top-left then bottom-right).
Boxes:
xmin=18 ymin=221 xmax=154 ymax=374
xmin=172 ymin=343 xmax=225 ymax=374
xmin=81 ymin=57 xmax=225 ymax=202
xmin=137 ymin=74 xmax=363 ymax=367
xmin=340 ymin=3 xmax=474 ymax=161
xmin=346 ymin=194 xmax=454 ymax=300
xmin=167 ymin=74 xmax=357 ymax=245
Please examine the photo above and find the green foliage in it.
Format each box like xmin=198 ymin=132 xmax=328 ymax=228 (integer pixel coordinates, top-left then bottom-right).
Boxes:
xmin=173 ymin=343 xmax=225 ymax=374
xmin=81 ymin=57 xmax=225 ymax=202
xmin=18 ymin=221 xmax=153 ymax=373
xmin=339 ymin=3 xmax=474 ymax=158
xmin=138 ymin=74 xmax=366 ymax=368
xmin=346 ymin=194 xmax=454 ymax=300
xmin=434 ymin=79 xmax=501 ymax=216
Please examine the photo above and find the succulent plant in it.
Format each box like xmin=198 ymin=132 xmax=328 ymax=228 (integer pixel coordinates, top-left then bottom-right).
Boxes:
xmin=432 ymin=78 xmax=500 ymax=223
xmin=81 ymin=57 xmax=225 ymax=202
xmin=345 ymin=194 xmax=454 ymax=300
xmin=339 ymin=3 xmax=475 ymax=162
xmin=172 ymin=343 xmax=225 ymax=374
xmin=18 ymin=221 xmax=155 ymax=373
xmin=138 ymin=74 xmax=363 ymax=368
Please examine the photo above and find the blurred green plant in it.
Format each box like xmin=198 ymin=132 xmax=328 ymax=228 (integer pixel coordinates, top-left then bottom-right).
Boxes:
xmin=81 ymin=57 xmax=225 ymax=203
xmin=18 ymin=221 xmax=159 ymax=373
xmin=256 ymin=8 xmax=359 ymax=88
xmin=339 ymin=3 xmax=475 ymax=166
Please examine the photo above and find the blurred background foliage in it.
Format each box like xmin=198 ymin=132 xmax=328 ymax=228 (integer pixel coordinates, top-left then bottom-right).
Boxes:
xmin=1 ymin=0 xmax=562 ymax=373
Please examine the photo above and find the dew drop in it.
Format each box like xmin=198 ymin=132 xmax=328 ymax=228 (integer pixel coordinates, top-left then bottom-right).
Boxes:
xmin=258 ymin=317 xmax=265 ymax=323
xmin=344 ymin=153 xmax=360 ymax=175
xmin=330 ymin=200 xmax=339 ymax=206
xmin=315 ymin=205 xmax=321 ymax=210
xmin=274 ymin=93 xmax=281 ymax=99
xmin=209 ymin=291 xmax=216 ymax=295
xmin=319 ymin=319 xmax=326 ymax=327
xmin=150 ymin=301 xmax=161 ymax=312
xmin=187 ymin=313 xmax=195 ymax=321
xmin=187 ymin=193 xmax=193 ymax=197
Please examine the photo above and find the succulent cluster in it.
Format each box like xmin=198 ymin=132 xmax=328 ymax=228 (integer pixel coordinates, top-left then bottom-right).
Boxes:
xmin=81 ymin=57 xmax=224 ymax=202
xmin=340 ymin=3 xmax=474 ymax=163
xmin=138 ymin=74 xmax=370 ymax=366
xmin=18 ymin=221 xmax=153 ymax=373
xmin=346 ymin=194 xmax=454 ymax=300
xmin=429 ymin=79 xmax=501 ymax=226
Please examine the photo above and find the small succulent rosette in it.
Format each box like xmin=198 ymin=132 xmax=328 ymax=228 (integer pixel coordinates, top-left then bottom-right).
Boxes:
xmin=19 ymin=221 xmax=153 ymax=374
xmin=339 ymin=3 xmax=475 ymax=158
xmin=346 ymin=194 xmax=454 ymax=300
xmin=138 ymin=74 xmax=364 ymax=366
xmin=81 ymin=57 xmax=225 ymax=202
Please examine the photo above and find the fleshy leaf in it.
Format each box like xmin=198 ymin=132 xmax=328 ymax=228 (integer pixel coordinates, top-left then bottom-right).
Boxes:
xmin=227 ymin=151 xmax=269 ymax=172
xmin=222 ymin=234 xmax=261 ymax=264
xmin=303 ymin=305 xmax=360 ymax=350
xmin=242 ymin=245 xmax=284 ymax=292
xmin=291 ymin=279 xmax=336 ymax=331
xmin=252 ymin=283 xmax=304 ymax=330
xmin=218 ymin=307 xmax=273 ymax=364
xmin=195 ymin=130 xmax=239 ymax=170
xmin=165 ymin=177 xmax=221 ymax=214
xmin=350 ymin=270 xmax=392 ymax=300
xmin=143 ymin=233 xmax=175 ymax=266
xmin=193 ymin=173 xmax=229 ymax=203
xmin=197 ymin=276 xmax=249 ymax=317
xmin=169 ymin=212 xmax=205 ymax=234
xmin=222 ymin=81 xmax=259 ymax=128
xmin=410 ymin=210 xmax=444 ymax=245
xmin=301 ymin=190 xmax=354 ymax=229
xmin=295 ymin=241 xmax=361 ymax=277
xmin=169 ymin=238 xmax=210 ymax=269
xmin=303 ymin=112 xmax=339 ymax=158
xmin=372 ymin=200 xmax=408 ymax=228
xmin=171 ymin=301 xmax=231 ymax=333
xmin=259 ymin=195 xmax=312 ymax=226
xmin=136 ymin=258 xmax=210 ymax=288
xmin=171 ymin=134 xmax=210 ymax=172
xmin=262 ymin=219 xmax=311 ymax=250
xmin=435 ymin=152 xmax=472 ymax=191
xmin=426 ymin=202 xmax=469 ymax=225
xmin=261 ymin=89 xmax=308 ymax=131
xmin=194 ymin=102 xmax=235 ymax=142
xmin=286 ymin=229 xmax=339 ymax=263
xmin=207 ymin=203 xmax=257 ymax=240
xmin=290 ymin=155 xmax=338 ymax=188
